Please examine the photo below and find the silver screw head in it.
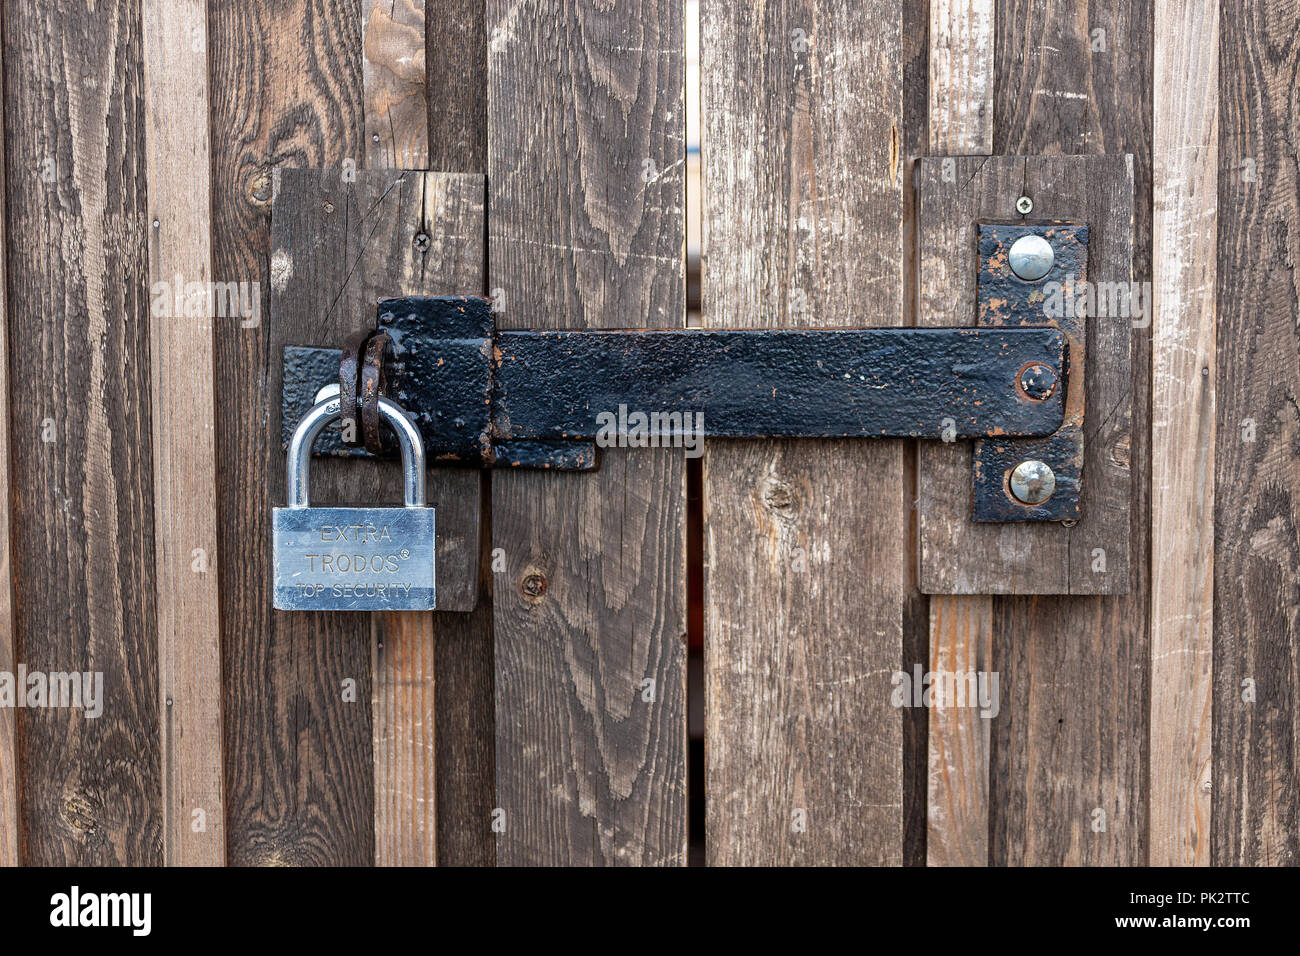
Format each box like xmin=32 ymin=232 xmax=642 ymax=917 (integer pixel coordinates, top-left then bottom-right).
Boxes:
xmin=1015 ymin=195 xmax=1034 ymax=215
xmin=1008 ymin=234 xmax=1054 ymax=281
xmin=1010 ymin=459 xmax=1056 ymax=505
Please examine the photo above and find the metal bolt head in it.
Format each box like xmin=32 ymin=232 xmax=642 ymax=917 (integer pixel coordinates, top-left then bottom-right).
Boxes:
xmin=413 ymin=232 xmax=432 ymax=252
xmin=1008 ymin=234 xmax=1054 ymax=281
xmin=1010 ymin=459 xmax=1056 ymax=505
xmin=1015 ymin=195 xmax=1034 ymax=215
xmin=1018 ymin=363 xmax=1059 ymax=401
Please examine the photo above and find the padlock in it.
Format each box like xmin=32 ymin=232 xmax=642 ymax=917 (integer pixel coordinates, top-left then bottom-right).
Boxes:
xmin=272 ymin=395 xmax=436 ymax=611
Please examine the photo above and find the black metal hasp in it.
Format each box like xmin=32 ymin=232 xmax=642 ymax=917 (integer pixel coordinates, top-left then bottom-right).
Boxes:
xmin=283 ymin=295 xmax=1070 ymax=469
xmin=969 ymin=221 xmax=1089 ymax=522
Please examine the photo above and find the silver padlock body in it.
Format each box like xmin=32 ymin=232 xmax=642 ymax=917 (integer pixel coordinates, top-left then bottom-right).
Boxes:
xmin=272 ymin=506 xmax=435 ymax=611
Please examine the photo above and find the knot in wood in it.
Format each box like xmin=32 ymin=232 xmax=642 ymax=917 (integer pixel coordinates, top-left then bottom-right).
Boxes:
xmin=520 ymin=571 xmax=548 ymax=602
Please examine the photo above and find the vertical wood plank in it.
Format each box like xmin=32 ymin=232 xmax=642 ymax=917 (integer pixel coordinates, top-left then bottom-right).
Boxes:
xmin=929 ymin=0 xmax=992 ymax=155
xmin=211 ymin=0 xmax=370 ymax=865
xmin=702 ymin=0 xmax=904 ymax=865
xmin=423 ymin=0 xmax=495 ymax=869
xmin=364 ymin=0 xmax=494 ymax=868
xmin=488 ymin=0 xmax=688 ymax=866
xmin=926 ymin=596 xmax=991 ymax=865
xmin=366 ymin=0 xmax=496 ymax=868
xmin=4 ymin=0 xmax=162 ymax=864
xmin=373 ymin=612 xmax=436 ymax=866
xmin=988 ymin=1 xmax=1153 ymax=865
xmin=924 ymin=0 xmax=993 ymax=869
xmin=0 ymin=31 xmax=16 ymax=868
xmin=364 ymin=0 xmax=430 ymax=169
xmin=426 ymin=0 xmax=487 ymax=173
xmin=142 ymin=0 xmax=227 ymax=868
xmin=1213 ymin=0 xmax=1300 ymax=866
xmin=363 ymin=0 xmax=434 ymax=869
xmin=364 ymin=170 xmax=489 ymax=866
xmin=1150 ymin=0 xmax=1217 ymax=868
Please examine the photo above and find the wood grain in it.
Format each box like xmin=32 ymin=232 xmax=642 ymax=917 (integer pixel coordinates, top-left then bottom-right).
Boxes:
xmin=142 ymin=0 xmax=226 ymax=868
xmin=210 ymin=0 xmax=369 ymax=865
xmin=488 ymin=0 xmax=688 ymax=866
xmin=4 ymin=0 xmax=162 ymax=865
xmin=0 ymin=31 xmax=16 ymax=868
xmin=924 ymin=0 xmax=992 ymax=869
xmin=364 ymin=0 xmax=429 ymax=169
xmin=926 ymin=596 xmax=991 ymax=865
xmin=929 ymin=0 xmax=992 ymax=155
xmin=425 ymin=0 xmax=495 ymax=869
xmin=426 ymin=0 xmax=487 ymax=173
xmin=363 ymin=0 xmax=492 ymax=868
xmin=373 ymin=612 xmax=436 ymax=865
xmin=1213 ymin=0 xmax=1300 ymax=866
xmin=900 ymin=0 xmax=929 ymax=867
xmin=702 ymin=0 xmax=904 ymax=865
xmin=987 ymin=0 xmax=1152 ymax=865
xmin=1150 ymin=0 xmax=1217 ymax=867
xmin=365 ymin=161 xmax=488 ymax=865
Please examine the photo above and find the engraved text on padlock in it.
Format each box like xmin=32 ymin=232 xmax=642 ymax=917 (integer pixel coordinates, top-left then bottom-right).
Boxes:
xmin=272 ymin=396 xmax=436 ymax=611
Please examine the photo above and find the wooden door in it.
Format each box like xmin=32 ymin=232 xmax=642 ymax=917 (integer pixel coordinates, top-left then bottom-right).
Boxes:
xmin=0 ymin=0 xmax=1294 ymax=868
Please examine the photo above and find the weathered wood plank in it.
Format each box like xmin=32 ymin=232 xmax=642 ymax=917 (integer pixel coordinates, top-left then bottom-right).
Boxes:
xmin=425 ymin=0 xmax=494 ymax=869
xmin=431 ymin=567 xmax=496 ymax=866
xmin=365 ymin=165 xmax=488 ymax=865
xmin=210 ymin=0 xmax=369 ymax=865
xmin=142 ymin=0 xmax=226 ymax=868
xmin=1150 ymin=0 xmax=1217 ymax=868
xmin=926 ymin=596 xmax=991 ymax=865
xmin=374 ymin=612 xmax=436 ymax=866
xmin=702 ymin=0 xmax=904 ymax=865
xmin=986 ymin=0 xmax=1152 ymax=866
xmin=488 ymin=0 xmax=688 ymax=866
xmin=0 ymin=32 xmax=16 ymax=868
xmin=4 ymin=0 xmax=162 ymax=864
xmin=364 ymin=0 xmax=429 ymax=170
xmin=1213 ymin=0 xmax=1300 ymax=866
xmin=427 ymin=0 xmax=486 ymax=173
xmin=900 ymin=0 xmax=929 ymax=867
xmin=929 ymin=0 xmax=992 ymax=155
xmin=924 ymin=0 xmax=992 ymax=869
xmin=363 ymin=0 xmax=493 ymax=868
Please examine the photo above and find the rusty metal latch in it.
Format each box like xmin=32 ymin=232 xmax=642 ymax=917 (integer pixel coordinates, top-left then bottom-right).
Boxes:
xmin=280 ymin=223 xmax=1087 ymax=523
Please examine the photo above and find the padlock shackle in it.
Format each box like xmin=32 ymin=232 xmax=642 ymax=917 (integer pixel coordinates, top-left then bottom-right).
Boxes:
xmin=286 ymin=396 xmax=426 ymax=509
